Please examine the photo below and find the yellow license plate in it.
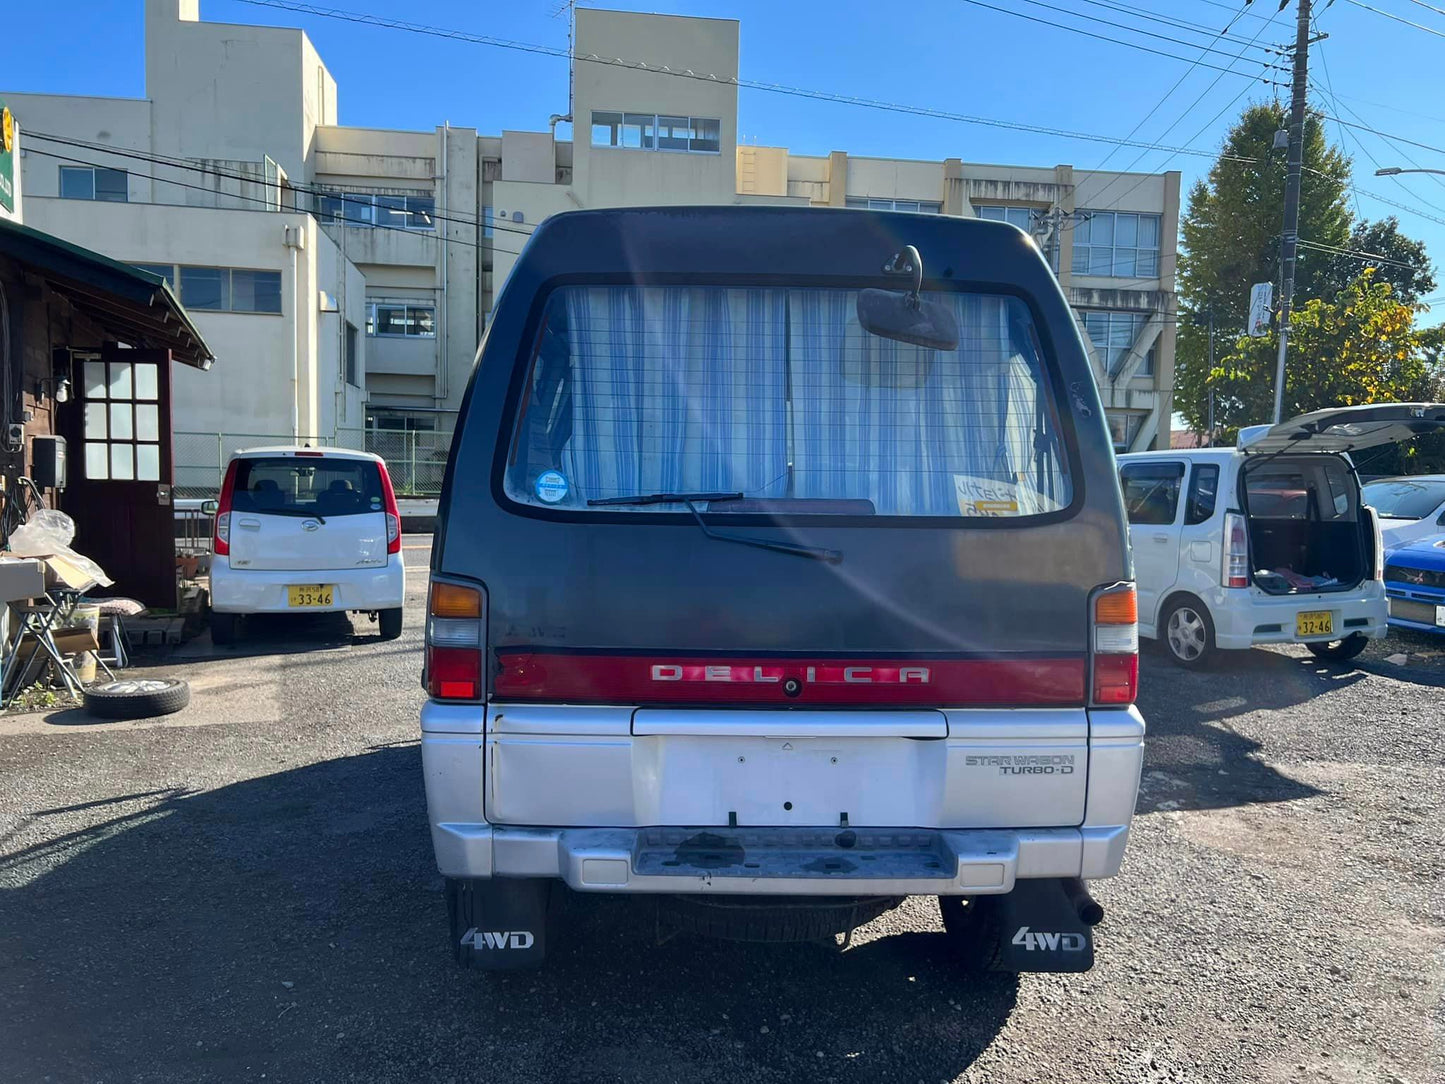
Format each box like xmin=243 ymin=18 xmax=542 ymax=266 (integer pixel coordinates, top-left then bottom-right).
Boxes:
xmin=1295 ymin=610 xmax=1334 ymax=637
xmin=288 ymin=584 xmax=335 ymax=607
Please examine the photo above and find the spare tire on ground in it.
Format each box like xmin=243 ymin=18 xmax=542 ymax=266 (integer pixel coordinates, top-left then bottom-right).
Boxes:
xmin=83 ymin=677 xmax=191 ymax=720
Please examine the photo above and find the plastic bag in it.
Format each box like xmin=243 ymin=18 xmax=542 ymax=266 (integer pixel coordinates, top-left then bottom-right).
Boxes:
xmin=7 ymin=509 xmax=114 ymax=590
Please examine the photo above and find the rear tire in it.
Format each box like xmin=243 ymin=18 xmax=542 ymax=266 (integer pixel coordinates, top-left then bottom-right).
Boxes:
xmin=938 ymin=895 xmax=1006 ymax=971
xmin=1306 ymin=633 xmax=1369 ymax=661
xmin=210 ymin=612 xmax=240 ymax=646
xmin=1162 ymin=597 xmax=1215 ymax=668
xmin=378 ymin=607 xmax=403 ymax=641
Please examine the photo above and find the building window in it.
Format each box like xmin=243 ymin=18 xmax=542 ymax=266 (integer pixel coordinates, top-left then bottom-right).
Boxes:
xmin=345 ymin=323 xmax=359 ymax=386
xmin=846 ymin=197 xmax=943 ymax=214
xmin=975 ymin=205 xmax=1035 ymax=231
xmin=367 ymin=412 xmax=437 ymax=433
xmin=1072 ymin=210 xmax=1161 ymax=278
xmin=315 ymin=190 xmax=435 ymax=230
xmin=590 ymin=112 xmax=721 ymax=154
xmin=59 ymin=166 xmax=128 ymax=202
xmin=1080 ymin=310 xmax=1156 ymax=378
xmin=150 ymin=264 xmax=283 ymax=314
xmin=366 ymin=302 xmax=436 ymax=338
xmin=1107 ymin=412 xmax=1146 ymax=454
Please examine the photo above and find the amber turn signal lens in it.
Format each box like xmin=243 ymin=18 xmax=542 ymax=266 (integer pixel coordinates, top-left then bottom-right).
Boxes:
xmin=1094 ymin=587 xmax=1137 ymax=625
xmin=430 ymin=580 xmax=482 ymax=619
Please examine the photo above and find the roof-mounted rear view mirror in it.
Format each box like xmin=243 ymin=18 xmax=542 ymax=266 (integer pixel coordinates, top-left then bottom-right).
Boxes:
xmin=857 ymin=245 xmax=959 ymax=352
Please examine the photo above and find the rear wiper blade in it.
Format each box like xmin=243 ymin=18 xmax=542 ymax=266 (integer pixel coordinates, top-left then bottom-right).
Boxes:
xmin=587 ymin=492 xmax=843 ymax=564
xmin=588 ymin=491 xmax=744 ymax=507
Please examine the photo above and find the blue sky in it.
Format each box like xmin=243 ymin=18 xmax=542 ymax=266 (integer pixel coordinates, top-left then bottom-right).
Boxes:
xmin=7 ymin=0 xmax=1445 ymax=305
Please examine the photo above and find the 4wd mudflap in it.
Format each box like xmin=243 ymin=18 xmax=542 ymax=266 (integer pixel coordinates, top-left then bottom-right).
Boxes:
xmin=987 ymin=879 xmax=1096 ymax=973
xmin=451 ymin=875 xmax=1098 ymax=972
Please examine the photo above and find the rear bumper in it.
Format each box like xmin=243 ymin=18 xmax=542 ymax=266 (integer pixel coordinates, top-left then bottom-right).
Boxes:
xmin=1205 ymin=581 xmax=1388 ymax=649
xmin=211 ymin=555 xmax=404 ymax=613
xmin=420 ymin=701 xmax=1144 ymax=891
xmin=424 ymin=822 xmax=1129 ymax=896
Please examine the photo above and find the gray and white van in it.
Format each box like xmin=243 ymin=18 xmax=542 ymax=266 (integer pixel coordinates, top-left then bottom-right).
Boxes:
xmin=421 ymin=207 xmax=1144 ymax=973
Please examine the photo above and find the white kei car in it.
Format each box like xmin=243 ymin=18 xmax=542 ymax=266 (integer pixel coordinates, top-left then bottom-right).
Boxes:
xmin=208 ymin=447 xmax=405 ymax=644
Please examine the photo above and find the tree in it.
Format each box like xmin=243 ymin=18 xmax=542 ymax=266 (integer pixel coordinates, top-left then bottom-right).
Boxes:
xmin=1188 ymin=270 xmax=1444 ymax=444
xmin=1323 ymin=217 xmax=1436 ymax=305
xmin=1174 ymin=101 xmax=1440 ymax=436
xmin=1178 ymin=103 xmax=1352 ymax=343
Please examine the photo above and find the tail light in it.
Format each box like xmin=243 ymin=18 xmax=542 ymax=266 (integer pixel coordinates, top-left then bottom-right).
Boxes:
xmin=425 ymin=579 xmax=485 ymax=701
xmin=213 ymin=459 xmax=238 ymax=557
xmin=1091 ymin=582 xmax=1138 ymax=706
xmin=1365 ymin=506 xmax=1384 ymax=580
xmin=377 ymin=463 xmax=402 ymax=555
xmin=1222 ymin=511 xmax=1249 ymax=588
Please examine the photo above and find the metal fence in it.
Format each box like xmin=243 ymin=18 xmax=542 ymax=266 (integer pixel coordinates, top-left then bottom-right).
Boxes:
xmin=173 ymin=430 xmax=451 ymax=499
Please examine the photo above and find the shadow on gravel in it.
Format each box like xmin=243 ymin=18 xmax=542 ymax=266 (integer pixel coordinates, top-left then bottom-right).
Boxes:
xmin=1135 ymin=648 xmax=1330 ymax=814
xmin=0 ymin=747 xmax=1015 ymax=1084
xmin=167 ymin=611 xmax=404 ymax=661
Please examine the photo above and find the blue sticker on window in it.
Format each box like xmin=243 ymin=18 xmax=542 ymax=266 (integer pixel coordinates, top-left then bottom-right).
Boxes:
xmin=535 ymin=470 xmax=569 ymax=504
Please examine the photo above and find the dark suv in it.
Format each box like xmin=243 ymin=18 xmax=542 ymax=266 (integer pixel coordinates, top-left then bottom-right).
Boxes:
xmin=421 ymin=206 xmax=1143 ymax=972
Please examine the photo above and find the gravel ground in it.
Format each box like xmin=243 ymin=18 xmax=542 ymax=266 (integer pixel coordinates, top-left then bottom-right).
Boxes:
xmin=1 ymin=536 xmax=1442 ymax=1083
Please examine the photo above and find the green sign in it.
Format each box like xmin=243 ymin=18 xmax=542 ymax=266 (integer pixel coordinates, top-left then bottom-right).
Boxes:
xmin=0 ymin=98 xmax=14 ymax=214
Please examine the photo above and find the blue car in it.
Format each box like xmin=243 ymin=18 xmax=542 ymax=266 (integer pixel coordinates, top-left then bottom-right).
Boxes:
xmin=1384 ymin=535 xmax=1445 ymax=634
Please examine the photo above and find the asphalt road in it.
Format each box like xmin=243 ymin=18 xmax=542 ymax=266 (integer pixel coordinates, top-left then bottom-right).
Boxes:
xmin=1 ymin=535 xmax=1442 ymax=1083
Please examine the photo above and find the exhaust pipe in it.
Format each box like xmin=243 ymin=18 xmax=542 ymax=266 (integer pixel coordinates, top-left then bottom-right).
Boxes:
xmin=1062 ymin=878 xmax=1104 ymax=926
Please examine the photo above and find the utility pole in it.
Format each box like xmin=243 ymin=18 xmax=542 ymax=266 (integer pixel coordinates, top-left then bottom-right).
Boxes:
xmin=1272 ymin=0 xmax=1313 ymax=424
xmin=1207 ymin=309 xmax=1216 ymax=446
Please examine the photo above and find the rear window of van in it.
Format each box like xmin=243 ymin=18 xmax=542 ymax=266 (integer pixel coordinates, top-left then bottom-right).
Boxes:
xmin=503 ymin=285 xmax=1074 ymax=520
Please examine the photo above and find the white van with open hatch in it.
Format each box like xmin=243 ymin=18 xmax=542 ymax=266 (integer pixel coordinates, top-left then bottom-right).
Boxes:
xmin=1118 ymin=404 xmax=1445 ymax=667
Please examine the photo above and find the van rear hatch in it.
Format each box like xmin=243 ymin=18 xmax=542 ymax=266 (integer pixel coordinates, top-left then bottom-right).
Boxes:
xmin=226 ymin=454 xmax=389 ymax=572
xmin=432 ymin=207 xmax=1135 ymax=829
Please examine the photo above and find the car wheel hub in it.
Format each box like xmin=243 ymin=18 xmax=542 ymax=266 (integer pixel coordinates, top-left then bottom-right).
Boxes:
xmin=1168 ymin=608 xmax=1206 ymax=661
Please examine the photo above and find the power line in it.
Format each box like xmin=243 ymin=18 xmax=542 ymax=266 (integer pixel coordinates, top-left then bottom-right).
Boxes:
xmin=1297 ymin=237 xmax=1432 ymax=273
xmin=24 ymin=130 xmax=536 ymax=241
xmin=1339 ymin=0 xmax=1445 ymax=37
xmin=1068 ymin=0 xmax=1274 ymax=44
xmin=1310 ymin=44 xmax=1361 ymax=220
xmin=20 ymin=145 xmax=532 ymax=258
xmin=969 ymin=0 xmax=1287 ymax=61
xmin=1324 ymin=100 xmax=1445 ymax=220
xmin=1187 ymin=0 xmax=1280 ymax=24
xmin=1317 ymin=113 xmax=1445 ymax=157
xmin=226 ymin=0 xmax=1266 ymax=163
xmin=1079 ymin=4 xmax=1286 ymax=211
xmin=1318 ymin=83 xmax=1445 ymax=197
xmin=1075 ymin=1 xmax=1258 ymax=185
xmin=1353 ymin=187 xmax=1445 ymax=227
xmin=955 ymin=0 xmax=1289 ymax=75
xmin=1402 ymin=0 xmax=1445 ymax=17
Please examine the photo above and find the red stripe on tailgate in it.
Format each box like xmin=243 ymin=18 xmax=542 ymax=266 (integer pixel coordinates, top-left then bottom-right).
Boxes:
xmin=493 ymin=653 xmax=1086 ymax=706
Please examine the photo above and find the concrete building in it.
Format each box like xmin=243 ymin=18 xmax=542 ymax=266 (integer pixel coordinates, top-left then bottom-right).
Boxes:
xmin=5 ymin=0 xmax=1180 ymax=489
